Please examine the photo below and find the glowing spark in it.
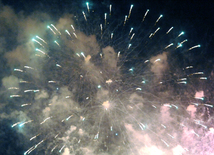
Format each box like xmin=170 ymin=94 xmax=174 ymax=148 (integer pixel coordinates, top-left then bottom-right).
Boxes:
xmin=59 ymin=145 xmax=65 ymax=153
xmin=178 ymin=31 xmax=184 ymax=37
xmin=111 ymin=33 xmax=113 ymax=39
xmin=117 ymin=51 xmax=120 ymax=57
xmin=161 ymin=124 xmax=166 ymax=128
xmin=129 ymin=27 xmax=133 ymax=35
xmin=54 ymin=134 xmax=59 ymax=138
xmin=24 ymin=146 xmax=34 ymax=155
xmin=130 ymin=33 xmax=135 ymax=40
xmin=21 ymin=103 xmax=31 ymax=107
xmin=51 ymin=24 xmax=61 ymax=35
xmin=24 ymin=89 xmax=39 ymax=93
xmin=105 ymin=13 xmax=107 ymax=25
xmin=176 ymin=43 xmax=183 ymax=49
xmin=8 ymin=87 xmax=19 ymax=90
xmin=167 ymin=133 xmax=174 ymax=139
xmin=94 ymin=132 xmax=99 ymax=139
xmin=82 ymin=11 xmax=87 ymax=21
xmin=200 ymin=77 xmax=207 ymax=80
xmin=70 ymin=25 xmax=75 ymax=32
xmin=164 ymin=43 xmax=173 ymax=49
xmin=149 ymin=33 xmax=153 ymax=38
xmin=81 ymin=52 xmax=86 ymax=58
xmin=171 ymin=104 xmax=178 ymax=109
xmin=86 ymin=2 xmax=90 ymax=13
xmin=19 ymin=120 xmax=33 ymax=127
xmin=66 ymin=115 xmax=73 ymax=121
xmin=142 ymin=9 xmax=149 ymax=22
xmin=11 ymin=122 xmax=21 ymax=128
xmin=36 ymin=48 xmax=49 ymax=57
xmin=19 ymin=81 xmax=30 ymax=83
xmin=154 ymin=58 xmax=161 ymax=63
xmin=40 ymin=116 xmax=52 ymax=124
xmin=109 ymin=4 xmax=112 ymax=15
xmin=30 ymin=133 xmax=40 ymax=141
xmin=155 ymin=14 xmax=163 ymax=25
xmin=65 ymin=30 xmax=71 ymax=37
xmin=152 ymin=105 xmax=156 ymax=108
xmin=54 ymin=40 xmax=60 ymax=47
xmin=48 ymin=81 xmax=57 ymax=83
xmin=194 ymin=72 xmax=204 ymax=75
xmin=186 ymin=66 xmax=193 ymax=69
xmin=100 ymin=24 xmax=103 ymax=35
xmin=152 ymin=27 xmax=160 ymax=37
xmin=124 ymin=15 xmax=127 ymax=26
xmin=73 ymin=32 xmax=78 ymax=38
xmin=47 ymin=25 xmax=56 ymax=35
xmin=10 ymin=95 xmax=21 ymax=98
xmin=56 ymin=64 xmax=62 ymax=67
xmin=128 ymin=4 xmax=134 ymax=19
xmin=36 ymin=36 xmax=47 ymax=44
xmin=161 ymin=139 xmax=169 ymax=147
xmin=14 ymin=68 xmax=23 ymax=72
xmin=24 ymin=66 xmax=34 ymax=70
xmin=32 ymin=38 xmax=44 ymax=47
xmin=192 ymin=130 xmax=199 ymax=137
xmin=178 ymin=81 xmax=187 ymax=84
xmin=188 ymin=44 xmax=201 ymax=51
xmin=51 ymin=145 xmax=58 ymax=152
xmin=139 ymin=123 xmax=146 ymax=130
xmin=166 ymin=27 xmax=173 ymax=34
xmin=180 ymin=39 xmax=188 ymax=44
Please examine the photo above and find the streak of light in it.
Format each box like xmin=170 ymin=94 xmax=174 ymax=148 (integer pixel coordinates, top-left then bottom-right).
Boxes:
xmin=128 ymin=5 xmax=134 ymax=19
xmin=82 ymin=11 xmax=87 ymax=21
xmin=166 ymin=27 xmax=173 ymax=34
xmin=142 ymin=9 xmax=149 ymax=22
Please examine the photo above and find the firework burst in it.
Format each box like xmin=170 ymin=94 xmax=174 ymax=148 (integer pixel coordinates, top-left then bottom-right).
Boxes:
xmin=2 ymin=1 xmax=213 ymax=155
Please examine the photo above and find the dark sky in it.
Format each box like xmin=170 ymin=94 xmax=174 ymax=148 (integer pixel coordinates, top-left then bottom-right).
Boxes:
xmin=1 ymin=0 xmax=213 ymax=39
xmin=0 ymin=0 xmax=213 ymax=155
xmin=2 ymin=0 xmax=213 ymax=66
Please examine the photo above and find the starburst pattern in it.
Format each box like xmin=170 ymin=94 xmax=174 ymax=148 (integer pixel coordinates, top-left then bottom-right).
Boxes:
xmin=2 ymin=2 xmax=213 ymax=155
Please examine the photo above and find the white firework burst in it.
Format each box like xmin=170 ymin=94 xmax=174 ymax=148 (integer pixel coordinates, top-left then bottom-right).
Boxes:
xmin=2 ymin=2 xmax=213 ymax=155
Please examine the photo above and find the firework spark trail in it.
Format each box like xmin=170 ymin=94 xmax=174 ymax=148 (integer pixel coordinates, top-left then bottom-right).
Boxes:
xmin=1 ymin=2 xmax=213 ymax=155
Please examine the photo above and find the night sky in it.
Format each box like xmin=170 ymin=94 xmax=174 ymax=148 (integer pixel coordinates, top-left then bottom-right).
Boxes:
xmin=0 ymin=0 xmax=213 ymax=155
xmin=1 ymin=0 xmax=213 ymax=70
